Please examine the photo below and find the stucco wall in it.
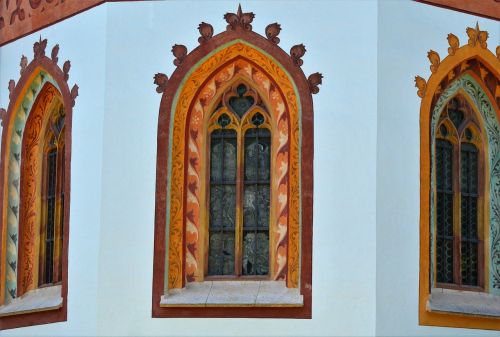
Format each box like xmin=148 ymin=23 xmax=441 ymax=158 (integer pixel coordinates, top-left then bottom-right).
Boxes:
xmin=0 ymin=0 xmax=498 ymax=336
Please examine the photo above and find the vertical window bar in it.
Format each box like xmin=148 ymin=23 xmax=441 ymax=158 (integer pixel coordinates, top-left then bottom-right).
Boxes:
xmin=460 ymin=142 xmax=479 ymax=286
xmin=436 ymin=139 xmax=454 ymax=284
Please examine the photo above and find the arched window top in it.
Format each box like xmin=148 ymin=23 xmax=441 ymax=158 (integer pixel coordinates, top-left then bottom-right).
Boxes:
xmin=153 ymin=5 xmax=322 ymax=319
xmin=0 ymin=38 xmax=78 ymax=330
xmin=418 ymin=24 xmax=500 ymax=330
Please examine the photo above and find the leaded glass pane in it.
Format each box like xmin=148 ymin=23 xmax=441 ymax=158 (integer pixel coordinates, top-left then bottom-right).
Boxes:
xmin=436 ymin=139 xmax=454 ymax=284
xmin=208 ymin=233 xmax=235 ymax=275
xmin=229 ymin=84 xmax=255 ymax=118
xmin=208 ymin=128 xmax=237 ymax=276
xmin=242 ymin=232 xmax=269 ymax=275
xmin=448 ymin=98 xmax=464 ymax=129
xmin=44 ymin=149 xmax=57 ymax=285
xmin=242 ymin=127 xmax=270 ymax=276
xmin=460 ymin=142 xmax=479 ymax=286
xmin=210 ymin=129 xmax=237 ymax=182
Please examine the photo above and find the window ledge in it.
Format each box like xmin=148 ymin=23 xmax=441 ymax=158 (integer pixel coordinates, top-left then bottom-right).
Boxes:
xmin=0 ymin=285 xmax=62 ymax=317
xmin=427 ymin=287 xmax=500 ymax=317
xmin=160 ymin=280 xmax=303 ymax=307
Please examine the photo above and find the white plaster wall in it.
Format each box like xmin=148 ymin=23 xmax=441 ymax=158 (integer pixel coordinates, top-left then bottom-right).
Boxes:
xmin=96 ymin=1 xmax=377 ymax=336
xmin=1 ymin=0 xmax=499 ymax=336
xmin=376 ymin=1 xmax=500 ymax=336
xmin=0 ymin=5 xmax=108 ymax=337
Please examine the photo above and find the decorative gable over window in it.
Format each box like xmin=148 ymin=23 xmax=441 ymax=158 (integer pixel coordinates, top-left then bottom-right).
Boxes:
xmin=152 ymin=5 xmax=322 ymax=318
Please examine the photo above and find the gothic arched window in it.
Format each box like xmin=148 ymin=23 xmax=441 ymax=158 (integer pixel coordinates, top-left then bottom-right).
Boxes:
xmin=417 ymin=24 xmax=500 ymax=330
xmin=0 ymin=38 xmax=78 ymax=330
xmin=152 ymin=5 xmax=322 ymax=318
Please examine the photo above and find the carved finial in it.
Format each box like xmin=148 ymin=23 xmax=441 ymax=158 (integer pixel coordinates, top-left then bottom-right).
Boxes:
xmin=19 ymin=55 xmax=28 ymax=75
xmin=51 ymin=44 xmax=59 ymax=64
xmin=427 ymin=50 xmax=440 ymax=74
xmin=70 ymin=84 xmax=79 ymax=107
xmin=224 ymin=4 xmax=255 ymax=31
xmin=467 ymin=22 xmax=488 ymax=48
xmin=415 ymin=76 xmax=427 ymax=98
xmin=154 ymin=73 xmax=169 ymax=93
xmin=33 ymin=36 xmax=47 ymax=59
xmin=198 ymin=22 xmax=213 ymax=44
xmin=308 ymin=73 xmax=323 ymax=94
xmin=265 ymin=23 xmax=281 ymax=44
xmin=447 ymin=33 xmax=459 ymax=55
xmin=8 ymin=80 xmax=15 ymax=100
xmin=172 ymin=44 xmax=188 ymax=67
xmin=290 ymin=44 xmax=306 ymax=66
xmin=63 ymin=60 xmax=71 ymax=81
xmin=0 ymin=108 xmax=6 ymax=127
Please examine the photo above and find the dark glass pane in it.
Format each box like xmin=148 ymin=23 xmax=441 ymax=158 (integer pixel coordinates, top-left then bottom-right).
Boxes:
xmin=229 ymin=84 xmax=255 ymax=118
xmin=210 ymin=130 xmax=237 ymax=182
xmin=58 ymin=148 xmax=65 ymax=283
xmin=460 ymin=142 xmax=479 ymax=286
xmin=242 ymin=128 xmax=271 ymax=276
xmin=448 ymin=98 xmax=464 ymax=129
xmin=209 ymin=185 xmax=236 ymax=229
xmin=44 ymin=149 xmax=57 ymax=285
xmin=244 ymin=129 xmax=271 ymax=182
xmin=440 ymin=124 xmax=448 ymax=137
xmin=208 ymin=232 xmax=235 ymax=275
xmin=436 ymin=139 xmax=454 ymax=284
xmin=242 ymin=231 xmax=269 ymax=275
xmin=217 ymin=113 xmax=231 ymax=128
xmin=208 ymin=129 xmax=237 ymax=276
xmin=243 ymin=185 xmax=270 ymax=229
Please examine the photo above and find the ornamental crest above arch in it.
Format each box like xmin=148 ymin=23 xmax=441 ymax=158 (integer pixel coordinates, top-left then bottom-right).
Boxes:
xmin=152 ymin=5 xmax=322 ymax=318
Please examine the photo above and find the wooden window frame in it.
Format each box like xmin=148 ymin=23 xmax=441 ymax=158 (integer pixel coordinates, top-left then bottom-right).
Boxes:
xmin=0 ymin=38 xmax=78 ymax=331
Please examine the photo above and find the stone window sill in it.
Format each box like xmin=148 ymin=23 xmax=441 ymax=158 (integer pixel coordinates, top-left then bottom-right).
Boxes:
xmin=427 ymin=287 xmax=500 ymax=317
xmin=160 ymin=280 xmax=303 ymax=307
xmin=0 ymin=285 xmax=62 ymax=317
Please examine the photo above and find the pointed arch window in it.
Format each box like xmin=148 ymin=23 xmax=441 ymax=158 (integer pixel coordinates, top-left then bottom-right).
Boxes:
xmin=434 ymin=96 xmax=485 ymax=289
xmin=0 ymin=38 xmax=77 ymax=330
xmin=152 ymin=5 xmax=322 ymax=318
xmin=417 ymin=24 xmax=500 ymax=330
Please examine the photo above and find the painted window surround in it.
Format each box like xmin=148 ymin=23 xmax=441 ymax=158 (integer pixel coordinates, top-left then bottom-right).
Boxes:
xmin=417 ymin=24 xmax=500 ymax=330
xmin=152 ymin=5 xmax=322 ymax=318
xmin=0 ymin=38 xmax=78 ymax=330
